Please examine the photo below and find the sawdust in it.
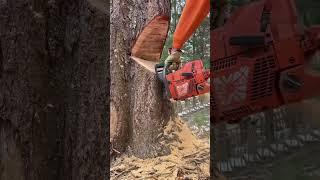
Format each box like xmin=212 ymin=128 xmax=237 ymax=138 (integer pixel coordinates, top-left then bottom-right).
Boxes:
xmin=110 ymin=105 xmax=118 ymax=141
xmin=110 ymin=118 xmax=211 ymax=180
xmin=131 ymin=56 xmax=157 ymax=73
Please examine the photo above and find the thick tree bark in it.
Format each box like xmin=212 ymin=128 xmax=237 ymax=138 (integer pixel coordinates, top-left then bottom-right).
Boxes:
xmin=110 ymin=0 xmax=174 ymax=159
xmin=129 ymin=63 xmax=173 ymax=157
xmin=0 ymin=1 xmax=109 ymax=179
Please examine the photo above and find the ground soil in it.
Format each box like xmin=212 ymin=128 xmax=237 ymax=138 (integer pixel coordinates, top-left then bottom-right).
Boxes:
xmin=110 ymin=108 xmax=118 ymax=141
xmin=110 ymin=118 xmax=213 ymax=180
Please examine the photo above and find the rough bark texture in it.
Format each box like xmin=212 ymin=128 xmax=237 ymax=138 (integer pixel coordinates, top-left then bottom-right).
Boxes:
xmin=0 ymin=1 xmax=109 ymax=179
xmin=129 ymin=62 xmax=173 ymax=157
xmin=111 ymin=0 xmax=174 ymax=159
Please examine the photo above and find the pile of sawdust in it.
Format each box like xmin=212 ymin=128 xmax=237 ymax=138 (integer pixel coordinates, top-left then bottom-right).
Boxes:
xmin=111 ymin=118 xmax=210 ymax=180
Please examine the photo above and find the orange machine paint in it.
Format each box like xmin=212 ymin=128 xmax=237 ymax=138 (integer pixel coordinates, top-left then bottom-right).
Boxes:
xmin=173 ymin=0 xmax=210 ymax=49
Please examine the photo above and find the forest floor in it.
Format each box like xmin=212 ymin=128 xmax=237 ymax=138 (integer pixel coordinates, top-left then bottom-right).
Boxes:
xmin=223 ymin=100 xmax=320 ymax=179
xmin=110 ymin=118 xmax=220 ymax=180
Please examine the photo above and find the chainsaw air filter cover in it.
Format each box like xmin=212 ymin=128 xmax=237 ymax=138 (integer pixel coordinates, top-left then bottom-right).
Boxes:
xmin=166 ymin=60 xmax=210 ymax=100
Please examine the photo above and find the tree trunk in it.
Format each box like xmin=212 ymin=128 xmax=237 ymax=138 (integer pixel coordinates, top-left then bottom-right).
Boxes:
xmin=129 ymin=62 xmax=173 ymax=157
xmin=0 ymin=1 xmax=109 ymax=179
xmin=110 ymin=0 xmax=174 ymax=159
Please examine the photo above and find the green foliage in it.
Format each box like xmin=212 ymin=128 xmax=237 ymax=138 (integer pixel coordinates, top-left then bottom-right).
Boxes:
xmin=191 ymin=110 xmax=210 ymax=127
xmin=295 ymin=0 xmax=320 ymax=27
xmin=161 ymin=34 xmax=173 ymax=62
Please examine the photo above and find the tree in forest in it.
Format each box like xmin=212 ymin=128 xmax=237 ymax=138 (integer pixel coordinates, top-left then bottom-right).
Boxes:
xmin=0 ymin=1 xmax=109 ymax=179
xmin=110 ymin=0 xmax=174 ymax=159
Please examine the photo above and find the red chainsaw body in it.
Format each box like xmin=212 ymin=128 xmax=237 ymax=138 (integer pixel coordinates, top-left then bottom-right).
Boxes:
xmin=166 ymin=60 xmax=210 ymax=100
xmin=211 ymin=0 xmax=320 ymax=124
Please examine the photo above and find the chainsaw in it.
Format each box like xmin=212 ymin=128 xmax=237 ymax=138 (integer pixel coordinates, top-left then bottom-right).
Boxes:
xmin=155 ymin=60 xmax=210 ymax=101
xmin=211 ymin=0 xmax=320 ymax=124
xmin=130 ymin=0 xmax=211 ymax=101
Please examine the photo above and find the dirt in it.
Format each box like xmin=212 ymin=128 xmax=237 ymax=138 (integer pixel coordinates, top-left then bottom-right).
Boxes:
xmin=110 ymin=118 xmax=212 ymax=180
xmin=300 ymin=99 xmax=320 ymax=128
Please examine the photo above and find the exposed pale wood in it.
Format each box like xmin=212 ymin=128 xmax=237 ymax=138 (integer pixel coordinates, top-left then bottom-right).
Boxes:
xmin=131 ymin=56 xmax=157 ymax=73
xmin=131 ymin=15 xmax=169 ymax=62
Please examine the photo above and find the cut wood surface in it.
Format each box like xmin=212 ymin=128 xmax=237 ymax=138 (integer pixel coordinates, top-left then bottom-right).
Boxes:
xmin=131 ymin=56 xmax=157 ymax=73
xmin=131 ymin=15 xmax=169 ymax=62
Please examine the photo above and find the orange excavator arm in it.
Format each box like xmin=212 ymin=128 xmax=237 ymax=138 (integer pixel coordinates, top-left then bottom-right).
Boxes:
xmin=172 ymin=0 xmax=210 ymax=49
